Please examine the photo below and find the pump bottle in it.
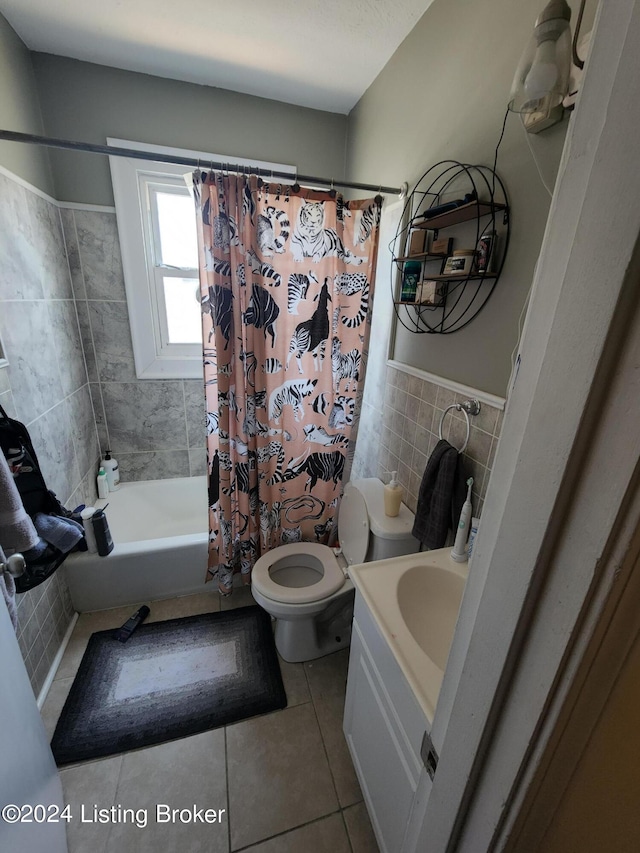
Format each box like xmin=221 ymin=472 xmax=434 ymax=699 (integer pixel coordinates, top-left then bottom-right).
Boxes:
xmin=384 ymin=471 xmax=403 ymax=517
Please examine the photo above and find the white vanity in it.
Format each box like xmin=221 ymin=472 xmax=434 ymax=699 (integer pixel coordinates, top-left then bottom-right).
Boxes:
xmin=343 ymin=549 xmax=467 ymax=853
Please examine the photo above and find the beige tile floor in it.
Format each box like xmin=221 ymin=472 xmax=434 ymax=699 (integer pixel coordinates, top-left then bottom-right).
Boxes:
xmin=41 ymin=587 xmax=379 ymax=853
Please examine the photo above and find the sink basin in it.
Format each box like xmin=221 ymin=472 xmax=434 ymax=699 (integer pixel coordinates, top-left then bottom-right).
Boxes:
xmin=349 ymin=548 xmax=468 ymax=721
xmin=397 ymin=564 xmax=466 ymax=670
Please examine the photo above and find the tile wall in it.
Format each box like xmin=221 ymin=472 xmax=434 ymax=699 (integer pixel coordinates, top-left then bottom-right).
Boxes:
xmin=0 ymin=170 xmax=98 ymax=697
xmin=60 ymin=208 xmax=207 ymax=482
xmin=352 ymin=364 xmax=504 ymax=520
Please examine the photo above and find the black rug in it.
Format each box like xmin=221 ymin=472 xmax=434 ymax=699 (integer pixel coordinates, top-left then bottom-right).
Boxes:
xmin=51 ymin=605 xmax=286 ymax=766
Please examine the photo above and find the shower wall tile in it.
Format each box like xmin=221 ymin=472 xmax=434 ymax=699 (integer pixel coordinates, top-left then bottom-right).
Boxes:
xmin=101 ymin=380 xmax=187 ymax=452
xmin=27 ymin=193 xmax=73 ymax=300
xmin=75 ymin=299 xmax=98 ymax=383
xmin=189 ymin=446 xmax=207 ymax=477
xmin=0 ymin=299 xmax=64 ymax=424
xmin=0 ymin=172 xmax=95 ymax=698
xmin=89 ymin=382 xmax=109 ymax=452
xmin=87 ymin=299 xmax=137 ymax=382
xmin=75 ymin=210 xmax=126 ymax=301
xmin=0 ymin=173 xmax=44 ymax=301
xmin=117 ymin=450 xmax=190 ymax=482
xmin=49 ymin=300 xmax=88 ymax=397
xmin=184 ymin=379 xmax=207 ymax=448
xmin=60 ymin=208 xmax=85 ymax=299
xmin=28 ymin=398 xmax=81 ymax=505
xmin=68 ymin=384 xmax=101 ymax=479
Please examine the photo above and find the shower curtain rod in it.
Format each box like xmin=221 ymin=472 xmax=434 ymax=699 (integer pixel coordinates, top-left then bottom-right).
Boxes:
xmin=0 ymin=130 xmax=405 ymax=197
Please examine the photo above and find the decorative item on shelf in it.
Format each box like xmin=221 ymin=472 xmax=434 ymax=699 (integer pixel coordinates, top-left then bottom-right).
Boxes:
xmin=443 ymin=249 xmax=476 ymax=276
xmin=407 ymin=230 xmax=426 ymax=256
xmin=416 ymin=280 xmax=447 ymax=308
xmin=420 ymin=191 xmax=477 ymax=221
xmin=475 ymin=230 xmax=496 ymax=274
xmin=400 ymin=260 xmax=421 ymax=302
xmin=431 ymin=237 xmax=453 ymax=257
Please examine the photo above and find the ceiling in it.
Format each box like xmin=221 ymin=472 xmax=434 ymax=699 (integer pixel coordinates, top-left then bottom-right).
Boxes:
xmin=0 ymin=0 xmax=434 ymax=114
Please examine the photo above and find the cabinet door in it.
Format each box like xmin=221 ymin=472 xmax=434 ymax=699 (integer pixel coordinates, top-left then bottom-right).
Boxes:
xmin=344 ymin=627 xmax=417 ymax=853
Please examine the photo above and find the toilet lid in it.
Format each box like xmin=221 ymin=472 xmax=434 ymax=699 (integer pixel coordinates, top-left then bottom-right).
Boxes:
xmin=252 ymin=543 xmax=345 ymax=604
xmin=339 ymin=483 xmax=369 ymax=565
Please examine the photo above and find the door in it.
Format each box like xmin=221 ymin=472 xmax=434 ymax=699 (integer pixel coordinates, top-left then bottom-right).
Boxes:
xmin=0 ymin=592 xmax=68 ymax=853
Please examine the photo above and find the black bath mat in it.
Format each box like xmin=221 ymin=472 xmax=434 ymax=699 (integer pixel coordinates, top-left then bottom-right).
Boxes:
xmin=51 ymin=605 xmax=286 ymax=766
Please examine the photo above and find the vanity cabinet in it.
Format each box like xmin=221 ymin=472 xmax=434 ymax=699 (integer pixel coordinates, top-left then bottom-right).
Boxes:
xmin=344 ymin=593 xmax=431 ymax=853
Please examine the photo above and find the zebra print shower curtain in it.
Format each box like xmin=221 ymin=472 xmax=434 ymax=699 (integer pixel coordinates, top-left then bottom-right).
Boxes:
xmin=193 ymin=172 xmax=381 ymax=594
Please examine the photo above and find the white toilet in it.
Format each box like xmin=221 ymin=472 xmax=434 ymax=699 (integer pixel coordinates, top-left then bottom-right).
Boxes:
xmin=251 ymin=478 xmax=418 ymax=662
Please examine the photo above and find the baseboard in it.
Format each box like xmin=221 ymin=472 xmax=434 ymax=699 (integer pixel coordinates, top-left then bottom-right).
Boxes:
xmin=37 ymin=612 xmax=78 ymax=710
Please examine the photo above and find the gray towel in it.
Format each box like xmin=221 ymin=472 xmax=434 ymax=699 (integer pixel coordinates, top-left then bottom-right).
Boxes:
xmin=34 ymin=512 xmax=84 ymax=554
xmin=0 ymin=450 xmax=39 ymax=555
xmin=0 ymin=545 xmax=18 ymax=631
xmin=412 ymin=439 xmax=467 ymax=550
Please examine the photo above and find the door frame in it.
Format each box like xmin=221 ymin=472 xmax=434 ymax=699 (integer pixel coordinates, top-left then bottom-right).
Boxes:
xmin=418 ymin=1 xmax=640 ymax=849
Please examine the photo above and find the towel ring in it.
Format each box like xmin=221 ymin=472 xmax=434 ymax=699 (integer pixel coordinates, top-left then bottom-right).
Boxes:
xmin=438 ymin=399 xmax=481 ymax=453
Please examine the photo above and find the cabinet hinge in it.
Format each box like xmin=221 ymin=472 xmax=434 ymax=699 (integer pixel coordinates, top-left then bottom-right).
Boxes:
xmin=421 ymin=731 xmax=439 ymax=780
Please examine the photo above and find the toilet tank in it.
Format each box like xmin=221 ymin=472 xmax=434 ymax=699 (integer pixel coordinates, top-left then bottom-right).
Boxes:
xmin=352 ymin=478 xmax=419 ymax=562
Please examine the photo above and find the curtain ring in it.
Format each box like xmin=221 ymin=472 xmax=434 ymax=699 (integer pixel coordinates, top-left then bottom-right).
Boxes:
xmin=329 ymin=177 xmax=337 ymax=199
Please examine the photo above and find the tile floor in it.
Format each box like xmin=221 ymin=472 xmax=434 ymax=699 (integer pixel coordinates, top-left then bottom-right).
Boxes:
xmin=41 ymin=587 xmax=379 ymax=853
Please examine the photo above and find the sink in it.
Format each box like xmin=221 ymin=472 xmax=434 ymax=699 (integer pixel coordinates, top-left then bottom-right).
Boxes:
xmin=349 ymin=548 xmax=468 ymax=721
xmin=397 ymin=563 xmax=466 ymax=670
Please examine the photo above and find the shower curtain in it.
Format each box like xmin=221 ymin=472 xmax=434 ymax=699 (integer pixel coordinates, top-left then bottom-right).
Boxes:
xmin=194 ymin=172 xmax=381 ymax=593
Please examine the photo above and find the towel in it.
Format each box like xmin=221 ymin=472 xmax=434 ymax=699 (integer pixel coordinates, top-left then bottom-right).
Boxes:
xmin=34 ymin=512 xmax=84 ymax=554
xmin=412 ymin=439 xmax=468 ymax=550
xmin=0 ymin=449 xmax=39 ymax=555
xmin=0 ymin=545 xmax=18 ymax=631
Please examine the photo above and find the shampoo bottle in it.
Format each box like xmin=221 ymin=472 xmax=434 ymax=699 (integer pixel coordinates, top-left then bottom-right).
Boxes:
xmin=101 ymin=450 xmax=120 ymax=491
xmin=451 ymin=478 xmax=473 ymax=563
xmin=96 ymin=466 xmax=109 ymax=499
xmin=384 ymin=471 xmax=403 ymax=517
xmin=81 ymin=507 xmax=98 ymax=554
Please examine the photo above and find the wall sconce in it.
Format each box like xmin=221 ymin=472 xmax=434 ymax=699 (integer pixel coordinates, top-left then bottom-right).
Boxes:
xmin=508 ymin=0 xmax=589 ymax=134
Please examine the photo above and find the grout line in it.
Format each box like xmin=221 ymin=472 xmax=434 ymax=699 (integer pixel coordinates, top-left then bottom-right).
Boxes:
xmin=304 ymin=662 xmax=343 ymax=812
xmin=231 ymin=808 xmax=348 ymax=853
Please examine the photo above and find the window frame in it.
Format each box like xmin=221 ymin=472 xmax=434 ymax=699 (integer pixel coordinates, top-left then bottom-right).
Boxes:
xmin=108 ymin=139 xmax=295 ymax=379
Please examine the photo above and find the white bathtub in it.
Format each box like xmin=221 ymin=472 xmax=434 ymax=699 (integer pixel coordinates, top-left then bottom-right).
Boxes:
xmin=64 ymin=476 xmax=210 ymax=612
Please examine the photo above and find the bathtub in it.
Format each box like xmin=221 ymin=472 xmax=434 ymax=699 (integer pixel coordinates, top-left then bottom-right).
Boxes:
xmin=64 ymin=476 xmax=210 ymax=612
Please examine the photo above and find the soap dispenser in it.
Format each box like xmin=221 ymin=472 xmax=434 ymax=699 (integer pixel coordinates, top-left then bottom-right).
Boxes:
xmin=384 ymin=471 xmax=403 ymax=517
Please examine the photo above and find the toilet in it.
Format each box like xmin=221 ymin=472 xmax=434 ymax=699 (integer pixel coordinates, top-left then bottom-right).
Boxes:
xmin=251 ymin=478 xmax=418 ymax=662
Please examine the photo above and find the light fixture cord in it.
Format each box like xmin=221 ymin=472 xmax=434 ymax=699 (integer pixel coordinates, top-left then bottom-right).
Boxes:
xmin=492 ymin=108 xmax=510 ymax=196
xmin=522 ymin=119 xmax=554 ymax=197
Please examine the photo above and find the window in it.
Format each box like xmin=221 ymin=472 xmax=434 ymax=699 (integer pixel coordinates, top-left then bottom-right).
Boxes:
xmin=108 ymin=140 xmax=295 ymax=379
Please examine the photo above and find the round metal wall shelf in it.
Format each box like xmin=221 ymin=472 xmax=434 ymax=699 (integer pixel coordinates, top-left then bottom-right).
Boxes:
xmin=390 ymin=161 xmax=510 ymax=334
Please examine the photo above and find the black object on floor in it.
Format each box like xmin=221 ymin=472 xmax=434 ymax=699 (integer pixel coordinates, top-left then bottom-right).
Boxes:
xmin=115 ymin=604 xmax=150 ymax=642
xmin=50 ymin=605 xmax=287 ymax=766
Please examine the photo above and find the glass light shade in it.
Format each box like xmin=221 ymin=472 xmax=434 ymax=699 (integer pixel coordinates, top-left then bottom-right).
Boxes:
xmin=509 ymin=18 xmax=572 ymax=114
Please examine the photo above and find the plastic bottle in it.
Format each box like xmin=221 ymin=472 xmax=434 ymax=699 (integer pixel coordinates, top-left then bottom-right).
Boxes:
xmin=96 ymin=466 xmax=109 ymax=499
xmin=91 ymin=508 xmax=114 ymax=557
xmin=101 ymin=450 xmax=120 ymax=491
xmin=384 ymin=471 xmax=403 ymax=517
xmin=451 ymin=478 xmax=474 ymax=563
xmin=81 ymin=507 xmax=98 ymax=554
xmin=467 ymin=517 xmax=480 ymax=563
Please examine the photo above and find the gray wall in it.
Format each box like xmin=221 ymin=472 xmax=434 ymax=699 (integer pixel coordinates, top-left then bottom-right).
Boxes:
xmin=345 ymin=0 xmax=576 ymax=397
xmin=0 ymin=15 xmax=53 ymax=195
xmin=31 ymin=54 xmax=349 ymax=206
xmin=61 ymin=208 xmax=207 ymax=481
xmin=0 ymin=170 xmax=99 ymax=697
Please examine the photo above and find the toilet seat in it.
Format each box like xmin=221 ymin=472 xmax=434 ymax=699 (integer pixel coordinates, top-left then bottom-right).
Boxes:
xmin=252 ymin=543 xmax=345 ymax=605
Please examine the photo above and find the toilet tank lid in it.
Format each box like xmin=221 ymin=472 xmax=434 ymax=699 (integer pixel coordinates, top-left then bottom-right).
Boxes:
xmin=350 ymin=478 xmax=415 ymax=540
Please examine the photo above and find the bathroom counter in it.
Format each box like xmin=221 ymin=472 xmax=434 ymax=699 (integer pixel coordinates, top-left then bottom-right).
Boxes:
xmin=348 ymin=548 xmax=468 ymax=724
